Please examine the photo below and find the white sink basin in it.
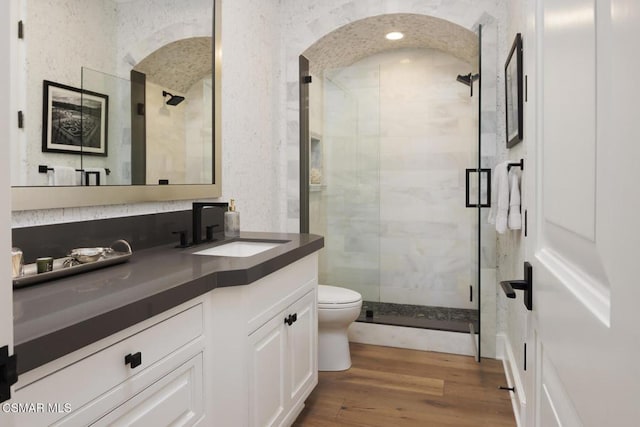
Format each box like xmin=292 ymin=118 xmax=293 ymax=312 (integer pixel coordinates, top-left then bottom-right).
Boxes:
xmin=192 ymin=241 xmax=285 ymax=257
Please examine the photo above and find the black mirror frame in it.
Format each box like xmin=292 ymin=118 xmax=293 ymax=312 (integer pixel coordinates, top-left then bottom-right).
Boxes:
xmin=505 ymin=33 xmax=523 ymax=149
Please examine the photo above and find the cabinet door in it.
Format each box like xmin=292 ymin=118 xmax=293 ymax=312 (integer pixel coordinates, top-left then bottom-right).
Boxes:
xmin=286 ymin=290 xmax=317 ymax=406
xmin=248 ymin=315 xmax=286 ymax=427
xmin=90 ymin=353 xmax=204 ymax=427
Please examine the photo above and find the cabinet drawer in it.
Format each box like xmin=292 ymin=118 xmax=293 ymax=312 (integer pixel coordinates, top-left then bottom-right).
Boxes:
xmin=91 ymin=353 xmax=204 ymax=427
xmin=15 ymin=303 xmax=203 ymax=425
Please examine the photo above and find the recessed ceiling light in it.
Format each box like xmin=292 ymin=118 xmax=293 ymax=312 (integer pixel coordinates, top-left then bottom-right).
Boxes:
xmin=385 ymin=32 xmax=404 ymax=41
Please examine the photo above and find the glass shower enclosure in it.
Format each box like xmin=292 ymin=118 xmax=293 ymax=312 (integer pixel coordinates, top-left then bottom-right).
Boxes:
xmin=301 ymin=23 xmax=495 ymax=359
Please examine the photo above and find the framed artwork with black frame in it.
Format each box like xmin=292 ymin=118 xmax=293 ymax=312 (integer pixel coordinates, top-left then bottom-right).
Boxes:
xmin=505 ymin=33 xmax=523 ymax=148
xmin=42 ymin=80 xmax=109 ymax=156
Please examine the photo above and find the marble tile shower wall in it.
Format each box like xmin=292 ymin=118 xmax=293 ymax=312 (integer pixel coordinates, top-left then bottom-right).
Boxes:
xmin=318 ymin=48 xmax=477 ymax=309
xmin=380 ymin=49 xmax=476 ymax=309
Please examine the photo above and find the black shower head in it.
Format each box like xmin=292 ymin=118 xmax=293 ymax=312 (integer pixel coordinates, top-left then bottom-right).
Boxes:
xmin=162 ymin=90 xmax=185 ymax=106
xmin=456 ymin=73 xmax=479 ymax=87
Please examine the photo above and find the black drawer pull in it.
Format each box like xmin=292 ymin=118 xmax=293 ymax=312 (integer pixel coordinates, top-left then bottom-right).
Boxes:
xmin=284 ymin=313 xmax=298 ymax=326
xmin=125 ymin=352 xmax=142 ymax=369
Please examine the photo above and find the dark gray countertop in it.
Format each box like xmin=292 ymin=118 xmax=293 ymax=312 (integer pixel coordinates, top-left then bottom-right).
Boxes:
xmin=13 ymin=232 xmax=324 ymax=374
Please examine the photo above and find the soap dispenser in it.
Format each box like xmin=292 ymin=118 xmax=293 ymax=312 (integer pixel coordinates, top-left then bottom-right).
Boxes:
xmin=224 ymin=199 xmax=240 ymax=237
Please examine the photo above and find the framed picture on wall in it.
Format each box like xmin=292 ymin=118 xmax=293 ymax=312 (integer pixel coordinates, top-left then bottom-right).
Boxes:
xmin=42 ymin=80 xmax=109 ymax=156
xmin=505 ymin=33 xmax=523 ymax=148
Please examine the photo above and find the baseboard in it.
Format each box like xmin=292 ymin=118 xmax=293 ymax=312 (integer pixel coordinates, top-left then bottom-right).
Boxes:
xmin=348 ymin=322 xmax=477 ymax=356
xmin=497 ymin=333 xmax=526 ymax=427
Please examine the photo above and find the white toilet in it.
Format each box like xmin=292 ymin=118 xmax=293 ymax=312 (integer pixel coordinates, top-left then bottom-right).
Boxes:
xmin=317 ymin=285 xmax=363 ymax=371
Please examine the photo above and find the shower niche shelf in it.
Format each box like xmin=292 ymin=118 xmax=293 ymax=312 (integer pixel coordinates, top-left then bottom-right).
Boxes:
xmin=309 ymin=133 xmax=323 ymax=187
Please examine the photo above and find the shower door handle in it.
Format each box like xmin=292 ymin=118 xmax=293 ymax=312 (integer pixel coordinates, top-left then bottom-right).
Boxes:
xmin=465 ymin=168 xmax=491 ymax=208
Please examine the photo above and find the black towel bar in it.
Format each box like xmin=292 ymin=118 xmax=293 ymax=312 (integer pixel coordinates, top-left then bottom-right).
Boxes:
xmin=507 ymin=159 xmax=524 ymax=172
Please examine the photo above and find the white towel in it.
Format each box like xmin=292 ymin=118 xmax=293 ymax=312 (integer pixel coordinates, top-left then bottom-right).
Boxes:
xmin=48 ymin=166 xmax=77 ymax=186
xmin=82 ymin=167 xmax=108 ymax=186
xmin=488 ymin=161 xmax=510 ymax=234
xmin=508 ymin=168 xmax=522 ymax=230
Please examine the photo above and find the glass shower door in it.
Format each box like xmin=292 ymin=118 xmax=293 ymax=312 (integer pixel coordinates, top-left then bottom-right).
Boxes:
xmin=308 ymin=67 xmax=381 ymax=304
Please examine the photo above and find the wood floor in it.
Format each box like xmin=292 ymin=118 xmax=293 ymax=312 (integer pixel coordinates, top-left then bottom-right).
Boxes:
xmin=294 ymin=343 xmax=516 ymax=427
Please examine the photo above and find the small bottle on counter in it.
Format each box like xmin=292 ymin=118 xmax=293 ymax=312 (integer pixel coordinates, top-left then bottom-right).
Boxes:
xmin=224 ymin=199 xmax=240 ymax=237
xmin=12 ymin=247 xmax=23 ymax=278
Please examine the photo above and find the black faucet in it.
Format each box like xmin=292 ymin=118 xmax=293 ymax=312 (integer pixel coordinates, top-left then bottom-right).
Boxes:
xmin=192 ymin=201 xmax=228 ymax=245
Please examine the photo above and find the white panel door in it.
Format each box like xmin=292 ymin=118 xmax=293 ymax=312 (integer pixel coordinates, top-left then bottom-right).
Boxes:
xmin=248 ymin=314 xmax=286 ymax=427
xmin=526 ymin=0 xmax=640 ymax=425
xmin=0 ymin=0 xmax=16 ymax=425
xmin=287 ymin=290 xmax=317 ymax=404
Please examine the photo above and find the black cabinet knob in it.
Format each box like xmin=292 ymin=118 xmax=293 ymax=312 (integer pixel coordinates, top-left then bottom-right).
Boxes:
xmin=284 ymin=313 xmax=298 ymax=326
xmin=125 ymin=352 xmax=142 ymax=369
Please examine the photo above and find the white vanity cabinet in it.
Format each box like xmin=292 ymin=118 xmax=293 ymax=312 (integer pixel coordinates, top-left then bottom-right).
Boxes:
xmin=11 ymin=252 xmax=319 ymax=427
xmin=210 ymin=253 xmax=319 ymax=427
xmin=13 ymin=302 xmax=207 ymax=427
xmin=248 ymin=289 xmax=316 ymax=427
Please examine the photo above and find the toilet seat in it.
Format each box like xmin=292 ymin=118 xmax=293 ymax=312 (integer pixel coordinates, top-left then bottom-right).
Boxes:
xmin=318 ymin=285 xmax=362 ymax=309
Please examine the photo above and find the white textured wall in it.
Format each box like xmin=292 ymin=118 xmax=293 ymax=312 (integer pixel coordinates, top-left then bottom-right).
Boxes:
xmin=219 ymin=0 xmax=281 ymax=231
xmin=115 ymin=0 xmax=212 ymax=78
